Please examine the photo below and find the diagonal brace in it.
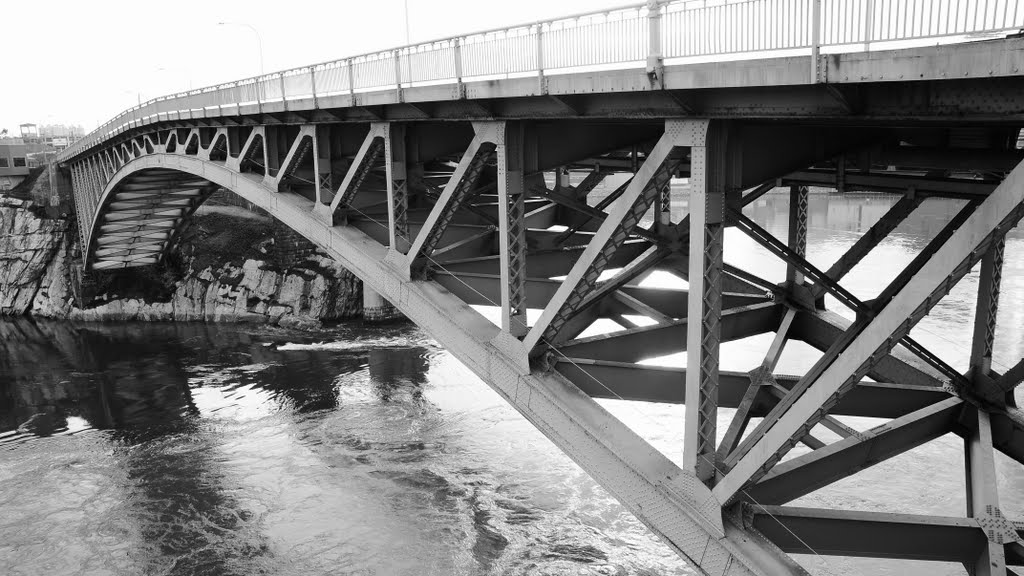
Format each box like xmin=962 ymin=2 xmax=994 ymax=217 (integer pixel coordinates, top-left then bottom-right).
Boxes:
xmin=714 ymin=162 xmax=1024 ymax=505
xmin=524 ymin=133 xmax=686 ymax=353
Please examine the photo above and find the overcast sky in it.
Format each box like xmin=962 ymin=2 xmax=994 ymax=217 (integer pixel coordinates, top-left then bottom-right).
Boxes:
xmin=1 ymin=0 xmax=628 ymax=135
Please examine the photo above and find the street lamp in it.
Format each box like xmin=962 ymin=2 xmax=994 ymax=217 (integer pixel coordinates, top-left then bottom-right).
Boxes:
xmin=122 ymin=90 xmax=142 ymax=105
xmin=218 ymin=21 xmax=265 ymax=76
xmin=404 ymin=0 xmax=410 ymax=44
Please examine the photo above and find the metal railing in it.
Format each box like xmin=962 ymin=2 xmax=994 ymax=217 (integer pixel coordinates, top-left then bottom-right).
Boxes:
xmin=59 ymin=0 xmax=1024 ymax=163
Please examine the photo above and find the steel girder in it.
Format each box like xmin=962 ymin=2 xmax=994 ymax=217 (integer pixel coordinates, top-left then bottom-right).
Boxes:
xmin=716 ymin=156 xmax=1024 ymax=504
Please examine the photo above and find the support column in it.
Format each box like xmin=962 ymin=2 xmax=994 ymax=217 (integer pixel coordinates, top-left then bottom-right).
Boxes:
xmin=362 ymin=286 xmax=400 ymax=323
xmin=264 ymin=126 xmax=284 ymax=181
xmin=685 ymin=122 xmax=725 ymax=483
xmin=498 ymin=121 xmax=529 ymax=337
xmin=964 ymin=409 xmax=1008 ymax=575
xmin=786 ymin=185 xmax=808 ymax=285
xmin=970 ymin=237 xmax=1005 ymax=378
xmin=228 ymin=128 xmax=242 ymax=159
xmin=315 ymin=125 xmax=333 ymax=205
xmin=386 ymin=123 xmax=410 ymax=253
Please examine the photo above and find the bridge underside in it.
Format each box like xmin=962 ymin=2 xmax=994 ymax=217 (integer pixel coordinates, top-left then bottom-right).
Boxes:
xmin=62 ymin=87 xmax=1024 ymax=574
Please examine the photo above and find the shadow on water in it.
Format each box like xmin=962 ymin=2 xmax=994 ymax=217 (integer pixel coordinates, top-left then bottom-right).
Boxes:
xmin=0 ymin=319 xmax=273 ymax=575
xmin=0 ymin=317 xmax=439 ymax=575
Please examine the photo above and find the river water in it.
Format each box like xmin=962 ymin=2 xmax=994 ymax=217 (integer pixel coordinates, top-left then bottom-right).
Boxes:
xmin=1 ymin=191 xmax=1022 ymax=576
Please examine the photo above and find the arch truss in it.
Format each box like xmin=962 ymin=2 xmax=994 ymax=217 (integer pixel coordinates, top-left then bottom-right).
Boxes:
xmin=64 ymin=117 xmax=1024 ymax=576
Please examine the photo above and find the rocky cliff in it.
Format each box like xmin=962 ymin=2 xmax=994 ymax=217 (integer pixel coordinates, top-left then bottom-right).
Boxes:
xmin=0 ymin=186 xmax=366 ymax=329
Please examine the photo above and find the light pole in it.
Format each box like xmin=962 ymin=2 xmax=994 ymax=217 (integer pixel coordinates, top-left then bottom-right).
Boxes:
xmin=218 ymin=21 xmax=265 ymax=76
xmin=122 ymin=90 xmax=142 ymax=106
xmin=404 ymin=0 xmax=410 ymax=44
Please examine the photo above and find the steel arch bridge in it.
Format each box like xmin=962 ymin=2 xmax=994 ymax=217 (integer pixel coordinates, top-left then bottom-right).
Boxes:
xmin=57 ymin=1 xmax=1024 ymax=574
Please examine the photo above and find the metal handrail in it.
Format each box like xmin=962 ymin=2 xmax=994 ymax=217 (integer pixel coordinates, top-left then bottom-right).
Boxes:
xmin=58 ymin=0 xmax=1024 ymax=163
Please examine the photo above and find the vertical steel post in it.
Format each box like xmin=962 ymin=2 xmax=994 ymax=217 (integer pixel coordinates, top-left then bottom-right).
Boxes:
xmin=646 ymin=0 xmax=665 ymax=88
xmin=810 ymin=0 xmax=822 ymax=83
xmin=685 ymin=121 xmax=724 ymax=483
xmin=787 ymin=185 xmax=808 ymax=285
xmin=256 ymin=76 xmax=264 ymax=115
xmin=264 ymin=126 xmax=283 ymax=182
xmin=310 ymin=66 xmax=318 ymax=108
xmin=970 ymin=237 xmax=1005 ymax=376
xmin=536 ymin=24 xmax=545 ymax=94
xmin=347 ymin=58 xmax=357 ymax=104
xmin=227 ymin=128 xmax=241 ymax=159
xmin=658 ymin=179 xmax=672 ymax=228
xmin=394 ymin=49 xmax=404 ymax=101
xmin=386 ymin=123 xmax=410 ymax=253
xmin=454 ymin=38 xmax=465 ymax=98
xmin=498 ymin=121 xmax=529 ymax=337
xmin=965 ymin=409 xmax=1009 ymax=575
xmin=315 ymin=125 xmax=333 ymax=205
xmin=280 ymin=73 xmax=288 ymax=111
xmin=863 ymin=0 xmax=875 ymax=52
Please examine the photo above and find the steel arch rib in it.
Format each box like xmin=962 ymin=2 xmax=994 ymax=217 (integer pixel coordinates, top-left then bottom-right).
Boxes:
xmin=88 ymin=152 xmax=804 ymax=576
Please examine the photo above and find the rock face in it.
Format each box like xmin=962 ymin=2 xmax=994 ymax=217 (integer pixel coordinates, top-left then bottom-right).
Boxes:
xmin=0 ymin=188 xmax=367 ymax=328
xmin=0 ymin=197 xmax=68 ymax=315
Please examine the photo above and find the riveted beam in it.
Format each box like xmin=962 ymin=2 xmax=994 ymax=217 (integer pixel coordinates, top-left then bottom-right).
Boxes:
xmin=784 ymin=170 xmax=998 ymax=198
xmin=732 ymin=209 xmax=864 ymax=313
xmin=406 ymin=125 xmax=495 ymax=273
xmin=729 ymin=200 xmax=983 ymax=467
xmin=785 ymin=185 xmax=808 ymax=285
xmin=554 ymin=360 xmax=949 ymax=419
xmin=558 ymin=302 xmax=780 ymax=364
xmin=747 ymin=397 xmax=964 ymax=505
xmin=497 ymin=121 xmax=529 ymax=336
xmin=685 ymin=119 xmax=727 ymax=483
xmin=718 ymin=308 xmax=796 ymax=461
xmin=971 ymin=237 xmax=1006 ymax=376
xmin=329 ymin=124 xmax=387 ymax=219
xmin=386 ymin=122 xmax=410 ymax=253
xmin=816 ymin=194 xmax=924 ymax=295
xmin=747 ymin=506 xmax=987 ymax=563
xmin=984 ymin=359 xmax=1024 ymax=400
xmin=525 ymin=120 xmax=693 ymax=353
xmin=715 ymin=159 xmax=1024 ymax=506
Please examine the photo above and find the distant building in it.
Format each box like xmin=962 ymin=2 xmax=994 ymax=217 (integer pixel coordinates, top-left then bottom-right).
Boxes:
xmin=18 ymin=124 xmax=39 ymax=140
xmin=39 ymin=124 xmax=84 ymax=150
xmin=0 ymin=141 xmax=45 ymax=191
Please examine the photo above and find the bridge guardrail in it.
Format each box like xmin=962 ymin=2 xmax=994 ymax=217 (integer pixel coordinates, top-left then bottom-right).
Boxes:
xmin=58 ymin=0 xmax=1024 ymax=164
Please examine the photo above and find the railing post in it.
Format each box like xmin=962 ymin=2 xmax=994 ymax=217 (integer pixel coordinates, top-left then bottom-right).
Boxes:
xmin=536 ymin=24 xmax=545 ymax=94
xmin=454 ymin=38 xmax=465 ymax=98
xmin=863 ymin=0 xmax=875 ymax=52
xmin=811 ymin=0 xmax=822 ymax=83
xmin=256 ymin=77 xmax=264 ymax=115
xmin=310 ymin=66 xmax=318 ymax=108
xmin=646 ymin=0 xmax=664 ymax=89
xmin=394 ymin=49 xmax=404 ymax=102
xmin=280 ymin=72 xmax=288 ymax=110
xmin=347 ymin=58 xmax=357 ymax=104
